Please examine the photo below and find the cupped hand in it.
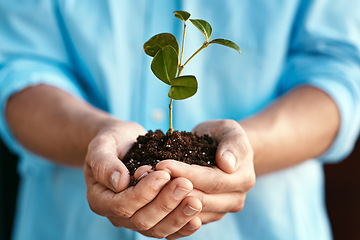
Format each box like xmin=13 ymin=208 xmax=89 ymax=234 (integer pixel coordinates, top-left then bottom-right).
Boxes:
xmin=84 ymin=121 xmax=202 ymax=239
xmin=156 ymin=119 xmax=256 ymax=225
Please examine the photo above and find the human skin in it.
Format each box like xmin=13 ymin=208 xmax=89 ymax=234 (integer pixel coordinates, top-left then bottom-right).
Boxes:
xmin=156 ymin=86 xmax=340 ymax=233
xmin=5 ymin=85 xmax=202 ymax=238
xmin=5 ymin=84 xmax=339 ymax=239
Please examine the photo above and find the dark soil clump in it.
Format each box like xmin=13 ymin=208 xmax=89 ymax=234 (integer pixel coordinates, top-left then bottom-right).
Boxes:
xmin=123 ymin=129 xmax=218 ymax=186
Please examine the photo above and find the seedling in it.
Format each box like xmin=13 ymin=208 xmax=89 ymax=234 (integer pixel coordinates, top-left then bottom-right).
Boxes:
xmin=144 ymin=11 xmax=241 ymax=133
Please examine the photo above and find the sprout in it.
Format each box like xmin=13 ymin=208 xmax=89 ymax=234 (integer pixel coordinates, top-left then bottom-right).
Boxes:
xmin=143 ymin=11 xmax=241 ymax=133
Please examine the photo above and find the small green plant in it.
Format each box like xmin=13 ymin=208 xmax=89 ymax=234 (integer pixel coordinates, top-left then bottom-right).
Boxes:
xmin=144 ymin=11 xmax=241 ymax=133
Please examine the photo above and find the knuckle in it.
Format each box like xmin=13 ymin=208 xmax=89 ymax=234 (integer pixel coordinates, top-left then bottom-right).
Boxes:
xmin=218 ymin=119 xmax=242 ymax=136
xmin=131 ymin=216 xmax=152 ymax=231
xmin=197 ymin=194 xmax=206 ymax=209
xmin=231 ymin=201 xmax=245 ymax=213
xmin=147 ymin=229 xmax=168 ymax=239
xmin=170 ymin=217 xmax=185 ymax=229
xmin=109 ymin=218 xmax=122 ymax=228
xmin=111 ymin=204 xmax=133 ymax=218
xmin=91 ymin=159 xmax=106 ymax=182
xmin=242 ymin=172 xmax=256 ymax=191
xmin=232 ymin=137 xmax=249 ymax=160
xmin=154 ymin=232 xmax=168 ymax=239
xmin=158 ymin=201 xmax=174 ymax=213
xmin=219 ymin=119 xmax=236 ymax=128
xmin=88 ymin=202 xmax=101 ymax=215
xmin=230 ymin=195 xmax=246 ymax=213
xmin=206 ymin=178 xmax=224 ymax=193
xmin=86 ymin=192 xmax=103 ymax=216
xmin=134 ymin=189 xmax=153 ymax=204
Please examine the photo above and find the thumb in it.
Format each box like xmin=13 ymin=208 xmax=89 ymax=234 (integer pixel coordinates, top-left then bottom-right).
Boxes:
xmin=86 ymin=134 xmax=130 ymax=192
xmin=193 ymin=120 xmax=252 ymax=174
xmin=216 ymin=149 xmax=237 ymax=174
xmin=215 ymin=133 xmax=251 ymax=174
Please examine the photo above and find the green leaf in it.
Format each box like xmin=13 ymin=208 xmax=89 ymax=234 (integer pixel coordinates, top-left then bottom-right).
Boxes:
xmin=168 ymin=75 xmax=198 ymax=100
xmin=144 ymin=33 xmax=179 ymax=57
xmin=174 ymin=11 xmax=191 ymax=22
xmin=189 ymin=19 xmax=212 ymax=41
xmin=151 ymin=45 xmax=178 ymax=85
xmin=209 ymin=39 xmax=241 ymax=54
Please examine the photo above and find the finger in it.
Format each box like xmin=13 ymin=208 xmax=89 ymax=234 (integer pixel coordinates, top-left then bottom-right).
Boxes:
xmin=130 ymin=177 xmax=193 ymax=231
xmin=134 ymin=165 xmax=154 ymax=181
xmin=193 ymin=119 xmax=252 ymax=174
xmin=115 ymin=122 xmax=147 ymax=159
xmin=198 ymin=212 xmax=226 ymax=225
xmin=86 ymin=170 xmax=170 ymax=217
xmin=215 ymin=132 xmax=252 ymax=174
xmin=190 ymin=189 xmax=246 ymax=213
xmin=156 ymin=160 xmax=255 ymax=194
xmin=166 ymin=216 xmax=202 ymax=240
xmin=86 ymin=133 xmax=130 ymax=192
xmin=140 ymin=196 xmax=202 ymax=239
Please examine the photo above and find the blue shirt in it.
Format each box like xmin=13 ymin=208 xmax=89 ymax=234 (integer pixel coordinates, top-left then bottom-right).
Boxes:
xmin=1 ymin=1 xmax=360 ymax=239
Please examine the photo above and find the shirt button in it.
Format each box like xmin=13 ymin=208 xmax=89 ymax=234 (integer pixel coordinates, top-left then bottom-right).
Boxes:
xmin=151 ymin=109 xmax=166 ymax=123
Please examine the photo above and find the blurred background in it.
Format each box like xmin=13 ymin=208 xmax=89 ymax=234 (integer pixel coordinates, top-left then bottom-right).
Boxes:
xmin=325 ymin=137 xmax=360 ymax=240
xmin=1 ymin=137 xmax=360 ymax=240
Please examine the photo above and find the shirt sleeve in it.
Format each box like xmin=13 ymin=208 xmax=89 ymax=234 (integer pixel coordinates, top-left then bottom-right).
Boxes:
xmin=279 ymin=0 xmax=360 ymax=163
xmin=0 ymin=1 xmax=86 ymax=154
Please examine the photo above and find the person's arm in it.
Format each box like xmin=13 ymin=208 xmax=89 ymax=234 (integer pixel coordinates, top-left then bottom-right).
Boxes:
xmin=243 ymin=86 xmax=340 ymax=175
xmin=5 ymin=84 xmax=120 ymax=168
xmin=5 ymin=84 xmax=203 ymax=239
xmin=0 ymin=2 xmax=204 ymax=237
xmin=157 ymin=1 xmax=360 ymax=230
xmin=156 ymin=85 xmax=340 ymax=229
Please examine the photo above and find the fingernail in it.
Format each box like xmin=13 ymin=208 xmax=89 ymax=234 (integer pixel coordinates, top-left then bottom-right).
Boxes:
xmin=154 ymin=179 xmax=169 ymax=191
xmin=173 ymin=187 xmax=190 ymax=200
xmin=222 ymin=151 xmax=236 ymax=170
xmin=183 ymin=205 xmax=199 ymax=216
xmin=110 ymin=171 xmax=121 ymax=191
xmin=137 ymin=171 xmax=149 ymax=181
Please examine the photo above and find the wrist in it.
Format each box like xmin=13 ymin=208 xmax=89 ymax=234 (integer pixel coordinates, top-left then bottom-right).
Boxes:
xmin=240 ymin=118 xmax=264 ymax=174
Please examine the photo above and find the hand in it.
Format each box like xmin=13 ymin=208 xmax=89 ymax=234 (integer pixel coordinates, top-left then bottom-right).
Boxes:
xmin=156 ymin=119 xmax=256 ymax=226
xmin=83 ymin=121 xmax=202 ymax=239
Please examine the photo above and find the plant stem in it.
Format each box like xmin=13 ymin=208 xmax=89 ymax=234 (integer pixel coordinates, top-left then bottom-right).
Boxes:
xmin=168 ymin=29 xmax=209 ymax=134
xmin=179 ymin=23 xmax=187 ymax=73
xmin=169 ymin=22 xmax=188 ymax=134
xmin=169 ymin=99 xmax=174 ymax=133
xmin=181 ymin=41 xmax=209 ymax=69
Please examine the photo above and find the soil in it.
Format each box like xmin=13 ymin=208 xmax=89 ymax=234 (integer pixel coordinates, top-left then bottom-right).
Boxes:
xmin=122 ymin=129 xmax=218 ymax=186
